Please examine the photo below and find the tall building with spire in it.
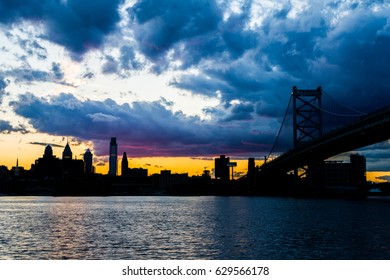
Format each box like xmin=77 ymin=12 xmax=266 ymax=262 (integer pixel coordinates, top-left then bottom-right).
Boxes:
xmin=62 ymin=142 xmax=73 ymax=160
xmin=61 ymin=142 xmax=83 ymax=178
xmin=121 ymin=152 xmax=128 ymax=176
xmin=109 ymin=137 xmax=118 ymax=176
xmin=14 ymin=158 xmax=20 ymax=177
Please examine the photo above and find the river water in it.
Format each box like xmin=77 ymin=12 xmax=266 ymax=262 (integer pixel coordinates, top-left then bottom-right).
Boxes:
xmin=0 ymin=196 xmax=389 ymax=259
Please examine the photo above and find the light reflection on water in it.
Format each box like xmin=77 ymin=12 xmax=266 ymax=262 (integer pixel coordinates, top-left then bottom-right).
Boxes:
xmin=0 ymin=196 xmax=390 ymax=259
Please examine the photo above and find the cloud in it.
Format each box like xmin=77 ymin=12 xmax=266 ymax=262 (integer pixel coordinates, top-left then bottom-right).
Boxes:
xmin=19 ymin=38 xmax=48 ymax=60
xmin=2 ymin=0 xmax=390 ymax=171
xmin=0 ymin=120 xmax=28 ymax=134
xmin=119 ymin=45 xmax=143 ymax=70
xmin=0 ymin=120 xmax=13 ymax=133
xmin=3 ymin=63 xmax=72 ymax=86
xmin=146 ymin=0 xmax=390 ymax=116
xmin=0 ymin=0 xmax=124 ymax=59
xmin=87 ymin=112 xmax=120 ymax=123
xmin=0 ymin=75 xmax=9 ymax=104
xmin=51 ymin=62 xmax=64 ymax=80
xmin=11 ymin=92 xmax=276 ymax=157
xmin=128 ymin=0 xmax=222 ymax=61
xmin=101 ymin=55 xmax=119 ymax=74
xmin=376 ymin=176 xmax=390 ymax=183
xmin=28 ymin=142 xmax=64 ymax=148
xmin=223 ymin=102 xmax=254 ymax=122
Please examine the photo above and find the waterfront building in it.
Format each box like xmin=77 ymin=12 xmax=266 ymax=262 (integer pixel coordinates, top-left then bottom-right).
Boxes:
xmin=307 ymin=154 xmax=367 ymax=192
xmin=214 ymin=155 xmax=230 ymax=181
xmin=157 ymin=170 xmax=188 ymax=189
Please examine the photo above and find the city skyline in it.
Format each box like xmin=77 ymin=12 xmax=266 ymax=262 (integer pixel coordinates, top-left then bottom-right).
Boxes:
xmin=0 ymin=136 xmax=252 ymax=178
xmin=0 ymin=1 xmax=390 ymax=182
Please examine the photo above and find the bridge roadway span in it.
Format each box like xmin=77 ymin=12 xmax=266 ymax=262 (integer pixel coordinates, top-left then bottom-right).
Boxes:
xmin=260 ymin=105 xmax=390 ymax=175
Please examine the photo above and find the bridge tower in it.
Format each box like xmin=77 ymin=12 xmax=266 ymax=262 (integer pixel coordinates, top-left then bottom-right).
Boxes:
xmin=292 ymin=86 xmax=323 ymax=178
xmin=292 ymin=86 xmax=323 ymax=149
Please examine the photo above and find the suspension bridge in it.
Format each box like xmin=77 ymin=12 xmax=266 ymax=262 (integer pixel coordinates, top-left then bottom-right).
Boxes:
xmin=259 ymin=86 xmax=390 ymax=178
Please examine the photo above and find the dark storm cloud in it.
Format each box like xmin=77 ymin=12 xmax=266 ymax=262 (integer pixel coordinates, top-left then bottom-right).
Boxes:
xmin=11 ymin=93 xmax=275 ymax=157
xmin=357 ymin=143 xmax=390 ymax=171
xmin=128 ymin=0 xmax=390 ymax=116
xmin=128 ymin=0 xmax=222 ymax=61
xmin=0 ymin=0 xmax=124 ymax=58
xmin=223 ymin=103 xmax=254 ymax=122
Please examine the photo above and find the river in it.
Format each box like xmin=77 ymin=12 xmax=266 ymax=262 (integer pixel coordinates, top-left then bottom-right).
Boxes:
xmin=0 ymin=196 xmax=389 ymax=259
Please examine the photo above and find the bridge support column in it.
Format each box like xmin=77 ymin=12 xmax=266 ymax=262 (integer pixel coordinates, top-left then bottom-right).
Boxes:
xmin=292 ymin=86 xmax=323 ymax=178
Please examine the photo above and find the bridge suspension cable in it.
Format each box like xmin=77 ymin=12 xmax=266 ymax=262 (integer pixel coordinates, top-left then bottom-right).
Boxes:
xmin=266 ymin=94 xmax=292 ymax=161
xmin=322 ymin=90 xmax=367 ymax=115
xmin=309 ymin=103 xmax=367 ymax=118
xmin=265 ymin=87 xmax=369 ymax=162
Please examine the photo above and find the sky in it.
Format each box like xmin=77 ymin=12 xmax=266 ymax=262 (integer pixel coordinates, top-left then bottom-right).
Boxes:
xmin=0 ymin=0 xmax=389 ymax=180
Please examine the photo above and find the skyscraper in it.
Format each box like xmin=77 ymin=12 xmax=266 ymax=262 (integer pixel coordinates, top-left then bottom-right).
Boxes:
xmin=62 ymin=142 xmax=73 ymax=160
xmin=214 ymin=155 xmax=230 ymax=181
xmin=84 ymin=149 xmax=93 ymax=174
xmin=109 ymin=137 xmax=118 ymax=176
xmin=121 ymin=152 xmax=128 ymax=177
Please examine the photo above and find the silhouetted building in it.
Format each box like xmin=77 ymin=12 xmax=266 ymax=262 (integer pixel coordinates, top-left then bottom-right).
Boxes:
xmin=33 ymin=145 xmax=61 ymax=179
xmin=62 ymin=142 xmax=72 ymax=160
xmin=202 ymin=169 xmax=211 ymax=179
xmin=14 ymin=159 xmax=20 ymax=177
xmin=120 ymin=151 xmax=148 ymax=180
xmin=350 ymin=154 xmax=366 ymax=192
xmin=84 ymin=149 xmax=94 ymax=174
xmin=128 ymin=168 xmax=148 ymax=178
xmin=61 ymin=143 xmax=84 ymax=178
xmin=109 ymin=137 xmax=118 ymax=176
xmin=215 ymin=155 xmax=230 ymax=181
xmin=247 ymin=158 xmax=257 ymax=189
xmin=0 ymin=165 xmax=8 ymax=178
xmin=10 ymin=159 xmax=26 ymax=178
xmin=157 ymin=170 xmax=188 ymax=190
xmin=44 ymin=144 xmax=54 ymax=158
xmin=308 ymin=154 xmax=367 ymax=193
xmin=121 ymin=152 xmax=128 ymax=176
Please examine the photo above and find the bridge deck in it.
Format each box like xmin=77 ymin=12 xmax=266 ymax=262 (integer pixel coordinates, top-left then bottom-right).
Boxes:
xmin=260 ymin=105 xmax=390 ymax=175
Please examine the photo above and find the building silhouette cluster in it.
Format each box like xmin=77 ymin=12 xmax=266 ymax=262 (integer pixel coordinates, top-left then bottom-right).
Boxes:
xmin=0 ymin=136 xmax=383 ymax=197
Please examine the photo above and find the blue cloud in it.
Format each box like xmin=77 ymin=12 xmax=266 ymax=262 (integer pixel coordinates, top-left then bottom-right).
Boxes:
xmin=0 ymin=120 xmax=13 ymax=133
xmin=167 ymin=1 xmax=390 ymax=115
xmin=0 ymin=0 xmax=124 ymax=59
xmin=11 ymin=93 xmax=275 ymax=157
xmin=128 ymin=0 xmax=222 ymax=61
xmin=0 ymin=75 xmax=9 ymax=104
xmin=51 ymin=62 xmax=64 ymax=80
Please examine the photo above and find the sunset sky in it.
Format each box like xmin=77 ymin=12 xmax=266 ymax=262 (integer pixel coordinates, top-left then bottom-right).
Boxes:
xmin=0 ymin=0 xmax=389 ymax=181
